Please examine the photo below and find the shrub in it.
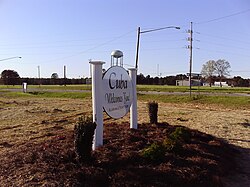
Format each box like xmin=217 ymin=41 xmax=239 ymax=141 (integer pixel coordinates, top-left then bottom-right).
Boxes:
xmin=141 ymin=142 xmax=166 ymax=161
xmin=170 ymin=127 xmax=191 ymax=143
xmin=141 ymin=127 xmax=192 ymax=161
xmin=74 ymin=116 xmax=96 ymax=161
xmin=163 ymin=138 xmax=182 ymax=153
xmin=164 ymin=127 xmax=191 ymax=154
xmin=147 ymin=101 xmax=158 ymax=124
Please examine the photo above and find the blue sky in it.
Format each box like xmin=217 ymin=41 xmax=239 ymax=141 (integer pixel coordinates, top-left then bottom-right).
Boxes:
xmin=0 ymin=0 xmax=250 ymax=78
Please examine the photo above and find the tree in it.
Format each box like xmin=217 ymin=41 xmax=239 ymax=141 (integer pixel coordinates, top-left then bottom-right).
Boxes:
xmin=231 ymin=76 xmax=249 ymax=87
xmin=201 ymin=60 xmax=216 ymax=87
xmin=214 ymin=59 xmax=231 ymax=87
xmin=1 ymin=70 xmax=20 ymax=85
xmin=51 ymin=73 xmax=59 ymax=79
xmin=137 ymin=73 xmax=145 ymax=84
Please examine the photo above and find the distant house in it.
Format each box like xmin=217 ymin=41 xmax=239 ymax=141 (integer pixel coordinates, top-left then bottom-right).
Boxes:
xmin=214 ymin=81 xmax=229 ymax=87
xmin=176 ymin=79 xmax=202 ymax=86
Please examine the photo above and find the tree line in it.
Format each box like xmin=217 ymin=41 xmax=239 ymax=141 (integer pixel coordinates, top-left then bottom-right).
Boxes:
xmin=0 ymin=70 xmax=89 ymax=85
xmin=137 ymin=73 xmax=249 ymax=87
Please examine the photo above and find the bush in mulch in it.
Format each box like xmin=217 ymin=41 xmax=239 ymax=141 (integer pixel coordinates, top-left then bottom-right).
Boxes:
xmin=0 ymin=122 xmax=238 ymax=187
xmin=74 ymin=116 xmax=96 ymax=161
xmin=141 ymin=127 xmax=191 ymax=161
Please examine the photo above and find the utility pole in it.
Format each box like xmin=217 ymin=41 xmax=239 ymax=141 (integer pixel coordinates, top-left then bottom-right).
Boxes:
xmin=38 ymin=66 xmax=41 ymax=87
xmin=64 ymin=65 xmax=66 ymax=86
xmin=157 ymin=64 xmax=159 ymax=76
xmin=188 ymin=22 xmax=193 ymax=97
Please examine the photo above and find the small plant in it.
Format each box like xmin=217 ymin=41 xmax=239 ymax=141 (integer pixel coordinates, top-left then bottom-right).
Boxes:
xmin=170 ymin=127 xmax=191 ymax=143
xmin=163 ymin=138 xmax=182 ymax=153
xmin=147 ymin=101 xmax=158 ymax=124
xmin=74 ymin=115 xmax=96 ymax=161
xmin=141 ymin=142 xmax=166 ymax=161
xmin=163 ymin=127 xmax=191 ymax=154
xmin=141 ymin=127 xmax=192 ymax=161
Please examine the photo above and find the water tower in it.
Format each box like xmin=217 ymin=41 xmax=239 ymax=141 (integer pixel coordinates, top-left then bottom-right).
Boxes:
xmin=111 ymin=50 xmax=123 ymax=67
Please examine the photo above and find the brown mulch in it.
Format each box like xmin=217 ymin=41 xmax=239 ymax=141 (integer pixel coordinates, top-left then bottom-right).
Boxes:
xmin=0 ymin=122 xmax=238 ymax=187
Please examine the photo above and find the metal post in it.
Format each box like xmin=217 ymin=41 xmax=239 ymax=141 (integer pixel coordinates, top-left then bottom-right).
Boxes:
xmin=38 ymin=66 xmax=41 ymax=87
xmin=135 ymin=27 xmax=141 ymax=69
xmin=90 ymin=61 xmax=105 ymax=150
xmin=64 ymin=65 xmax=66 ymax=86
xmin=189 ymin=22 xmax=193 ymax=97
xmin=128 ymin=68 xmax=137 ymax=129
xmin=198 ymin=74 xmax=200 ymax=96
xmin=135 ymin=26 xmax=180 ymax=70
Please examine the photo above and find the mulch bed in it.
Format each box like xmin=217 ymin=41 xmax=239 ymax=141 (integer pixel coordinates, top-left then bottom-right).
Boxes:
xmin=0 ymin=122 xmax=238 ymax=187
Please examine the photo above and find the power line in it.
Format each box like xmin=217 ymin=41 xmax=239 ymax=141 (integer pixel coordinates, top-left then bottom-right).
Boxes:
xmin=195 ymin=8 xmax=250 ymax=24
xmin=198 ymin=32 xmax=250 ymax=45
xmin=0 ymin=39 xmax=183 ymax=50
xmin=200 ymin=40 xmax=250 ymax=51
xmin=35 ymin=29 xmax=135 ymax=64
xmin=199 ymin=48 xmax=250 ymax=58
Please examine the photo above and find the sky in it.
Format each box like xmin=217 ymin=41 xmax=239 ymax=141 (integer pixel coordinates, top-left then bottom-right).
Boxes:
xmin=0 ymin=0 xmax=250 ymax=79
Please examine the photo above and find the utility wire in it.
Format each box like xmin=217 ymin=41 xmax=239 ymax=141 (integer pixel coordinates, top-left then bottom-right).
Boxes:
xmin=199 ymin=40 xmax=250 ymax=50
xmin=199 ymin=48 xmax=250 ymax=58
xmin=0 ymin=39 xmax=183 ymax=50
xmin=195 ymin=8 xmax=250 ymax=24
xmin=35 ymin=29 xmax=135 ymax=64
xmin=198 ymin=32 xmax=250 ymax=45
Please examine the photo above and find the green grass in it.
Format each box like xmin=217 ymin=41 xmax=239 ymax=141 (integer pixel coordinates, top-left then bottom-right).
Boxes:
xmin=0 ymin=91 xmax=91 ymax=99
xmin=138 ymin=94 xmax=250 ymax=109
xmin=1 ymin=84 xmax=250 ymax=94
xmin=1 ymin=84 xmax=249 ymax=108
xmin=0 ymin=84 xmax=92 ymax=90
xmin=137 ymin=85 xmax=250 ymax=94
xmin=1 ymin=89 xmax=249 ymax=108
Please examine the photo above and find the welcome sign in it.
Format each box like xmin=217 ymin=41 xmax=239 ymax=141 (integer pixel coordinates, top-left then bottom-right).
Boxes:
xmin=102 ymin=66 xmax=133 ymax=119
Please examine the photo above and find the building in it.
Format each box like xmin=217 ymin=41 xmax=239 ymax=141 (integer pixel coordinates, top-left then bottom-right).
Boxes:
xmin=214 ymin=81 xmax=229 ymax=87
xmin=176 ymin=79 xmax=202 ymax=86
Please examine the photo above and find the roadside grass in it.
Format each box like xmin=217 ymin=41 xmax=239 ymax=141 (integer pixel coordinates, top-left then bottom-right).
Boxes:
xmin=1 ymin=91 xmax=91 ymax=99
xmin=1 ymin=84 xmax=250 ymax=93
xmin=138 ymin=94 xmax=250 ymax=109
xmin=0 ymin=84 xmax=92 ymax=91
xmin=137 ymin=85 xmax=250 ymax=94
xmin=1 ymin=89 xmax=249 ymax=109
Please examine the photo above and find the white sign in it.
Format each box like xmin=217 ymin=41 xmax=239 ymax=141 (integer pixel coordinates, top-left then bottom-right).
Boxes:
xmin=22 ymin=82 xmax=27 ymax=93
xmin=102 ymin=66 xmax=133 ymax=119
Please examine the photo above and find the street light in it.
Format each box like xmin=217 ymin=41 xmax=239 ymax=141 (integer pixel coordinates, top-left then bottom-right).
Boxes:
xmin=0 ymin=56 xmax=22 ymax=62
xmin=135 ymin=26 xmax=180 ymax=69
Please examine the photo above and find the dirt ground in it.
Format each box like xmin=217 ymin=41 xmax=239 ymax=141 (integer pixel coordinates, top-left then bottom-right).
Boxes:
xmin=0 ymin=97 xmax=249 ymax=186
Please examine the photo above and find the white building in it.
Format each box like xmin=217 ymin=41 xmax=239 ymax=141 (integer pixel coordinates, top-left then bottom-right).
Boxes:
xmin=176 ymin=79 xmax=202 ymax=86
xmin=214 ymin=81 xmax=229 ymax=87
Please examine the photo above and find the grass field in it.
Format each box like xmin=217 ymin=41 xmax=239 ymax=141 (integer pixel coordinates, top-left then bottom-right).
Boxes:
xmin=1 ymin=85 xmax=249 ymax=109
xmin=0 ymin=84 xmax=92 ymax=91
xmin=1 ymin=84 xmax=250 ymax=93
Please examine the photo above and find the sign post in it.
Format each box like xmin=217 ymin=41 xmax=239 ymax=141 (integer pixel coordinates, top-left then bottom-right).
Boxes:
xmin=128 ymin=68 xmax=137 ymax=129
xmin=90 ymin=61 xmax=105 ymax=150
xmin=22 ymin=82 xmax=27 ymax=93
xmin=90 ymin=50 xmax=138 ymax=150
